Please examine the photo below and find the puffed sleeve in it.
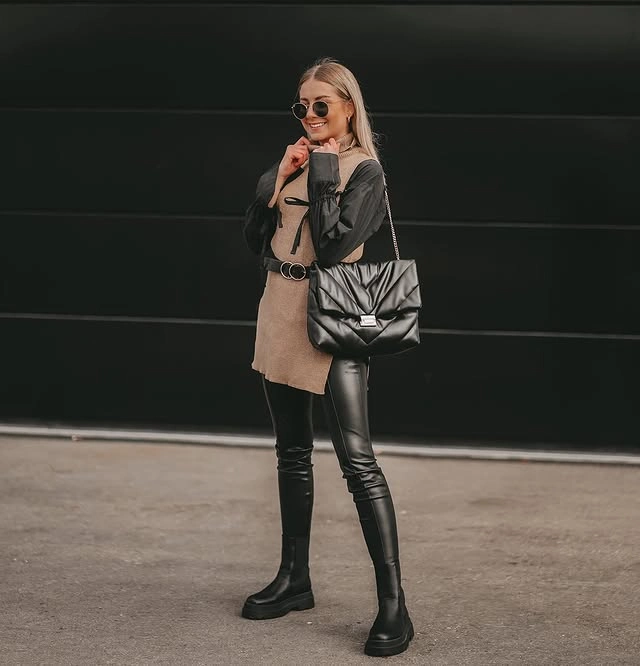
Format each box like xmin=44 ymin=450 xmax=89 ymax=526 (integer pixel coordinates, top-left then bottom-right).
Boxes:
xmin=242 ymin=161 xmax=279 ymax=255
xmin=307 ymin=152 xmax=387 ymax=267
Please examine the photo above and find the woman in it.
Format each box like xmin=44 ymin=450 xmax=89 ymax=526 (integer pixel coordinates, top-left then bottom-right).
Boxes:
xmin=241 ymin=57 xmax=414 ymax=657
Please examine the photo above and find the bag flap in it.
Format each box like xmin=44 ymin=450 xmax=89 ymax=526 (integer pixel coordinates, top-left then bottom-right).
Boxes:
xmin=312 ymin=260 xmax=421 ymax=317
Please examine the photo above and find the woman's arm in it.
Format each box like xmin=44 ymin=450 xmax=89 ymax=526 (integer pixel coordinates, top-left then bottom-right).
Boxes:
xmin=243 ymin=161 xmax=280 ymax=256
xmin=243 ymin=136 xmax=312 ymax=256
xmin=307 ymin=152 xmax=387 ymax=267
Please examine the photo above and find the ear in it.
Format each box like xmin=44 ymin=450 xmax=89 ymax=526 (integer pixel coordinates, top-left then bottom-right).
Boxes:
xmin=345 ymin=99 xmax=355 ymax=117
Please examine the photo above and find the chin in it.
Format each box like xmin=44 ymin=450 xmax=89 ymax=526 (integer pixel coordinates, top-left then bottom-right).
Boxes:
xmin=306 ymin=125 xmax=333 ymax=141
xmin=308 ymin=132 xmax=329 ymax=144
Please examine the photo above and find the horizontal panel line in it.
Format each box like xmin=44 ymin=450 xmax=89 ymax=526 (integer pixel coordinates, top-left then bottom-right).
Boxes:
xmin=0 ymin=312 xmax=258 ymax=327
xmin=394 ymin=220 xmax=640 ymax=231
xmin=0 ymin=2 xmax=638 ymax=6
xmin=1 ymin=209 xmax=638 ymax=230
xmin=0 ymin=107 xmax=639 ymax=120
xmin=1 ymin=312 xmax=638 ymax=340
xmin=423 ymin=327 xmax=640 ymax=340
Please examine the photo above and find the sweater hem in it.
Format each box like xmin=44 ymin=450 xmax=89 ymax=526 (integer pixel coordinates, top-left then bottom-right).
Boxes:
xmin=251 ymin=364 xmax=327 ymax=395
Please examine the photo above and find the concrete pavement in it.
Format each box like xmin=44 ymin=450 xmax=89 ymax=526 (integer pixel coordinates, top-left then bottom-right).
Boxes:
xmin=1 ymin=435 xmax=639 ymax=665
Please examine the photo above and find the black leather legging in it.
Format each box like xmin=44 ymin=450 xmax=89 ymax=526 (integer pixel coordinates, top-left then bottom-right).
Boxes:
xmin=262 ymin=357 xmax=396 ymax=545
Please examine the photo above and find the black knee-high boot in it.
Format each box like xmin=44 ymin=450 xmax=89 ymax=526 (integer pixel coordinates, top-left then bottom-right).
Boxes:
xmin=355 ymin=490 xmax=414 ymax=656
xmin=241 ymin=378 xmax=315 ymax=620
xmin=322 ymin=358 xmax=414 ymax=656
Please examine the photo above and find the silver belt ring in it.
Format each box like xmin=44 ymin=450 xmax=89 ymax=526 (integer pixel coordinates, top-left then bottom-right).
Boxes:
xmin=289 ymin=262 xmax=307 ymax=280
xmin=279 ymin=261 xmax=306 ymax=280
xmin=280 ymin=261 xmax=293 ymax=279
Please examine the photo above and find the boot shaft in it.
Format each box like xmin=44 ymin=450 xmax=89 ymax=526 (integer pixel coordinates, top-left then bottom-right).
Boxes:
xmin=278 ymin=533 xmax=311 ymax=577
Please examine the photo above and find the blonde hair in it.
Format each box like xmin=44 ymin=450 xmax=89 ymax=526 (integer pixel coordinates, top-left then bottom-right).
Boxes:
xmin=296 ymin=57 xmax=380 ymax=162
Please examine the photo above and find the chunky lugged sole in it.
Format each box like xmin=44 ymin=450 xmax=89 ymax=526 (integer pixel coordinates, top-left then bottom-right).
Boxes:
xmin=241 ymin=590 xmax=315 ymax=620
xmin=364 ymin=618 xmax=415 ymax=657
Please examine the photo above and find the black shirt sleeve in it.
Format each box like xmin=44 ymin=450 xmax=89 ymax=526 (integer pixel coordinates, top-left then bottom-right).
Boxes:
xmin=242 ymin=161 xmax=279 ymax=256
xmin=307 ymin=151 xmax=387 ymax=267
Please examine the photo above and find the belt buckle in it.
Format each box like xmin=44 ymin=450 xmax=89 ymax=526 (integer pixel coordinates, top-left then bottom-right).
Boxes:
xmin=280 ymin=261 xmax=306 ymax=280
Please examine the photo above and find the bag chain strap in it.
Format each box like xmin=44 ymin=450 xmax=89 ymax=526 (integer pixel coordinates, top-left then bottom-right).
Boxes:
xmin=383 ymin=178 xmax=400 ymax=261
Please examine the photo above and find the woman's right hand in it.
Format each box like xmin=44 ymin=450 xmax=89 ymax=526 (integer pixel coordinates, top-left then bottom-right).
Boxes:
xmin=277 ymin=136 xmax=312 ymax=179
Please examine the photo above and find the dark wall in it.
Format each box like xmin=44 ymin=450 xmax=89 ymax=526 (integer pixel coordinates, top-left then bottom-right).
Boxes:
xmin=1 ymin=2 xmax=639 ymax=450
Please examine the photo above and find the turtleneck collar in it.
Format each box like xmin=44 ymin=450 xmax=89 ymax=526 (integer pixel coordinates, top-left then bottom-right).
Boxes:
xmin=309 ymin=131 xmax=356 ymax=154
xmin=337 ymin=132 xmax=356 ymax=153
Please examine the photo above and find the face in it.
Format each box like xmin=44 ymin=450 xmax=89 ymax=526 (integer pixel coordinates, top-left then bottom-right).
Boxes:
xmin=297 ymin=78 xmax=354 ymax=144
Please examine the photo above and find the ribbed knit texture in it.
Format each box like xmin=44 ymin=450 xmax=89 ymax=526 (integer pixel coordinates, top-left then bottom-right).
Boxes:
xmin=251 ymin=133 xmax=372 ymax=394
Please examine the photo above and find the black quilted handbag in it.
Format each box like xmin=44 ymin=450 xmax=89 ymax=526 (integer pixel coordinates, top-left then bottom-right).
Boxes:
xmin=307 ymin=182 xmax=421 ymax=357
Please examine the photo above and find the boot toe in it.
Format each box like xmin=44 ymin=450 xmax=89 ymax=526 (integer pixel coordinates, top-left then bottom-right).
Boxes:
xmin=244 ymin=580 xmax=282 ymax=607
xmin=364 ymin=604 xmax=414 ymax=656
xmin=241 ymin=588 xmax=314 ymax=620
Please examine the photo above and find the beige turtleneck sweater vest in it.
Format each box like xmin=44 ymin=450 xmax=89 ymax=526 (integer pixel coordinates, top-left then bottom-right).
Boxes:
xmin=251 ymin=133 xmax=373 ymax=394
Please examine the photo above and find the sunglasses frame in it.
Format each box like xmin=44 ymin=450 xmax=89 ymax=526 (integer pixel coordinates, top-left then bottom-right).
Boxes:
xmin=290 ymin=100 xmax=330 ymax=120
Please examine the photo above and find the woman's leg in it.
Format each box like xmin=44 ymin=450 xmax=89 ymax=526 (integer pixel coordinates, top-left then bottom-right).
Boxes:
xmin=241 ymin=377 xmax=315 ymax=620
xmin=262 ymin=376 xmax=315 ymax=539
xmin=321 ymin=357 xmax=414 ymax=656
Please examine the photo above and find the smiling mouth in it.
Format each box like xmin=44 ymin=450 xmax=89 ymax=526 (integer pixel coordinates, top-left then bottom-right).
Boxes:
xmin=307 ymin=122 xmax=327 ymax=129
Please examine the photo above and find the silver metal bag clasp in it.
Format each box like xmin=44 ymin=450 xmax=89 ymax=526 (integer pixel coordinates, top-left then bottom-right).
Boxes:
xmin=360 ymin=314 xmax=378 ymax=327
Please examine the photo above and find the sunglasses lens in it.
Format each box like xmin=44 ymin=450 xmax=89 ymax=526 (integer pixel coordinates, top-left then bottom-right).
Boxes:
xmin=313 ymin=101 xmax=329 ymax=117
xmin=292 ymin=103 xmax=307 ymax=119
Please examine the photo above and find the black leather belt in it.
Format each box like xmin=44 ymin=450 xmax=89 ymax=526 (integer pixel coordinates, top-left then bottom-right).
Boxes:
xmin=263 ymin=255 xmax=311 ymax=280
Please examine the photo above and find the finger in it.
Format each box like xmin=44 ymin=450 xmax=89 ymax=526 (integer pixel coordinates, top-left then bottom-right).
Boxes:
xmin=287 ymin=147 xmax=306 ymax=160
xmin=295 ymin=136 xmax=312 ymax=146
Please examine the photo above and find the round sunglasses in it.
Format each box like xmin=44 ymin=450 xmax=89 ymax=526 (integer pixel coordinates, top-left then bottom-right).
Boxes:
xmin=291 ymin=100 xmax=330 ymax=120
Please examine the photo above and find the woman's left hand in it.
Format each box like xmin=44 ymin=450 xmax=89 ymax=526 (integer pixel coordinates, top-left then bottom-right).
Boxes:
xmin=314 ymin=137 xmax=340 ymax=155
